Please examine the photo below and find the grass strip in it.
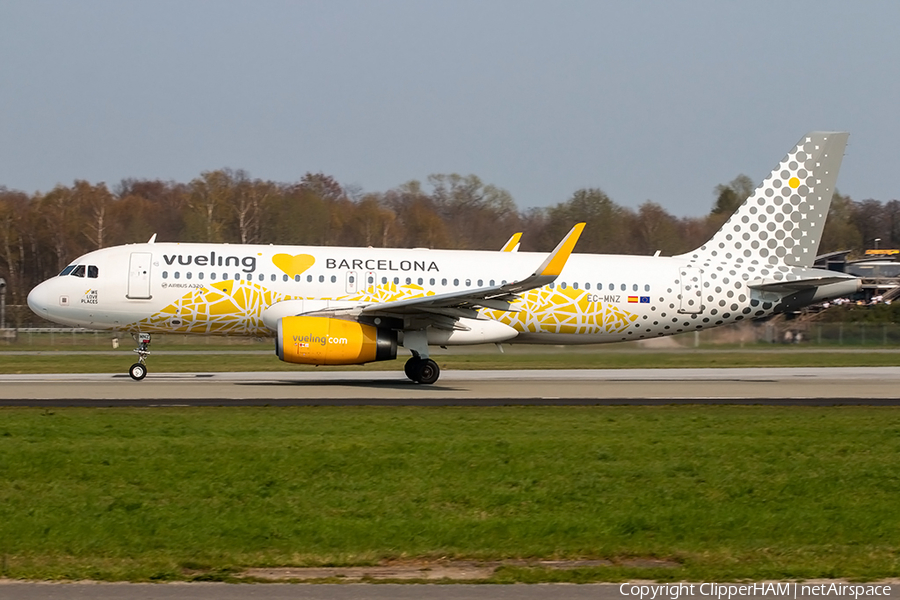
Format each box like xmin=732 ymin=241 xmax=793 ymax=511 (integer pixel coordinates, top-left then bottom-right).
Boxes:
xmin=0 ymin=406 xmax=899 ymax=582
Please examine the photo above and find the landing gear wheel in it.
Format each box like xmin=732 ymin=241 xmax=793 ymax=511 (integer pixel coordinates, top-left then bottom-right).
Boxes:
xmin=129 ymin=362 xmax=147 ymax=381
xmin=404 ymin=357 xmax=421 ymax=382
xmin=417 ymin=359 xmax=440 ymax=385
xmin=404 ymin=356 xmax=440 ymax=384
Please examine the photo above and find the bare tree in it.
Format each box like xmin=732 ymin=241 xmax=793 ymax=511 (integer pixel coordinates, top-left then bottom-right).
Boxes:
xmin=74 ymin=180 xmax=114 ymax=249
xmin=186 ymin=170 xmax=236 ymax=242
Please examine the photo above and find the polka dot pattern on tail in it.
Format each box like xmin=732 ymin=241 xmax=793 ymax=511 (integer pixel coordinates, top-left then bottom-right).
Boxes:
xmin=679 ymin=132 xmax=848 ymax=269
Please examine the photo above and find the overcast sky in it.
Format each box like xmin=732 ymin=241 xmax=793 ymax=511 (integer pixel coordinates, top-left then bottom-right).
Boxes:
xmin=1 ymin=1 xmax=898 ymax=216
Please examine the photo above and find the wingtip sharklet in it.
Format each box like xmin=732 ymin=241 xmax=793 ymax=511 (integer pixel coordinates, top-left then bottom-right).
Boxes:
xmin=501 ymin=232 xmax=523 ymax=252
xmin=535 ymin=222 xmax=585 ymax=277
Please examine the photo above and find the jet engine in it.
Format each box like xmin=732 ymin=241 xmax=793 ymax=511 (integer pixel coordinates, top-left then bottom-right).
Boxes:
xmin=276 ymin=316 xmax=397 ymax=365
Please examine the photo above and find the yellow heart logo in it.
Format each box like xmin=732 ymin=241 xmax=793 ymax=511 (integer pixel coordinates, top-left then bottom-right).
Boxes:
xmin=272 ymin=254 xmax=316 ymax=278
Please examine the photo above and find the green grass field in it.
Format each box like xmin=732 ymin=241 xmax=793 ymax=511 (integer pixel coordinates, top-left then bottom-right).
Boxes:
xmin=1 ymin=406 xmax=900 ymax=582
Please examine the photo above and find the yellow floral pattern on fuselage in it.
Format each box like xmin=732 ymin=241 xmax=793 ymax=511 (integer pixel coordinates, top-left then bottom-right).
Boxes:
xmin=482 ymin=286 xmax=636 ymax=334
xmin=131 ymin=281 xmax=636 ymax=336
xmin=134 ymin=281 xmax=293 ymax=335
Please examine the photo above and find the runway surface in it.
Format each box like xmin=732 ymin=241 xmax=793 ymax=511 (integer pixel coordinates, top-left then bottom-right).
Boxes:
xmin=1 ymin=367 xmax=899 ymax=406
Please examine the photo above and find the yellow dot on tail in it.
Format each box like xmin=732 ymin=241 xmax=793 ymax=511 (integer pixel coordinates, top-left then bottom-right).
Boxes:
xmin=788 ymin=177 xmax=800 ymax=188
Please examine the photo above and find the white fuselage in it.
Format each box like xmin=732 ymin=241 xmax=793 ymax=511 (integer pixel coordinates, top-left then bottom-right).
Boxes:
xmin=26 ymin=241 xmax=856 ymax=345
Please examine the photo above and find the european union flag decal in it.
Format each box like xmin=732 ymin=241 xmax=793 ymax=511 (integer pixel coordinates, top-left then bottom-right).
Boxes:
xmin=639 ymin=296 xmax=650 ymax=303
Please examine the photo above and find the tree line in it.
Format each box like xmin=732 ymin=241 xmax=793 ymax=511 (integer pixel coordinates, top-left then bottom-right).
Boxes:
xmin=0 ymin=170 xmax=896 ymax=307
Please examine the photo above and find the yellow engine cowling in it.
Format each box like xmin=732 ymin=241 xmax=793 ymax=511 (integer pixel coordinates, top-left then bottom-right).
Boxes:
xmin=276 ymin=316 xmax=397 ymax=366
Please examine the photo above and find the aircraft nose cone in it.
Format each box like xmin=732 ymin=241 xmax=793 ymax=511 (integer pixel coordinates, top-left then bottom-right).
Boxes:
xmin=27 ymin=281 xmax=52 ymax=316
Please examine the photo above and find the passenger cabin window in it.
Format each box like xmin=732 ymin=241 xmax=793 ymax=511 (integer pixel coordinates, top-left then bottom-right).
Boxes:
xmin=71 ymin=265 xmax=86 ymax=278
xmin=87 ymin=266 xmax=99 ymax=278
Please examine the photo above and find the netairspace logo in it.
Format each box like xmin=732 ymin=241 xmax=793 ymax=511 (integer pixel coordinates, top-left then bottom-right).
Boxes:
xmin=618 ymin=583 xmax=892 ymax=600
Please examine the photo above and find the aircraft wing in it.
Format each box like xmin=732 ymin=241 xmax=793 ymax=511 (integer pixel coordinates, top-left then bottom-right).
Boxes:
xmin=360 ymin=223 xmax=584 ymax=317
xmin=295 ymin=223 xmax=584 ymax=325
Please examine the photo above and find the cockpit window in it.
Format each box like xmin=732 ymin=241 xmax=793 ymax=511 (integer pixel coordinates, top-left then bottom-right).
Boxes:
xmin=87 ymin=265 xmax=99 ymax=278
xmin=59 ymin=265 xmax=76 ymax=276
xmin=70 ymin=265 xmax=86 ymax=278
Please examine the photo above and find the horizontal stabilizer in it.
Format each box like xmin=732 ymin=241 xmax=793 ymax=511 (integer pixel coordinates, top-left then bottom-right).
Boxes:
xmin=748 ymin=274 xmax=857 ymax=292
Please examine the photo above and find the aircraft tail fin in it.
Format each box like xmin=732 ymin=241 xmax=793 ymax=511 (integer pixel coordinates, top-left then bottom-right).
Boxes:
xmin=681 ymin=132 xmax=848 ymax=268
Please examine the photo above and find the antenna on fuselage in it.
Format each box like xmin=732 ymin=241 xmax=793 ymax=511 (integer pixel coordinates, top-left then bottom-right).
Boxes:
xmin=147 ymin=234 xmax=157 ymax=244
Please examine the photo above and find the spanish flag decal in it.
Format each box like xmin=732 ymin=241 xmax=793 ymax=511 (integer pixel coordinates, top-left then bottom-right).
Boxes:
xmin=628 ymin=296 xmax=639 ymax=303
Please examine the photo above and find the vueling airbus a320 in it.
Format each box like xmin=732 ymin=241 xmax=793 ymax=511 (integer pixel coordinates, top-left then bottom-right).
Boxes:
xmin=28 ymin=132 xmax=859 ymax=384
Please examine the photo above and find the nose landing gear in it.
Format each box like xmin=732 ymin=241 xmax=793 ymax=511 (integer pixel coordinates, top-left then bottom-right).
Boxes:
xmin=129 ymin=333 xmax=151 ymax=381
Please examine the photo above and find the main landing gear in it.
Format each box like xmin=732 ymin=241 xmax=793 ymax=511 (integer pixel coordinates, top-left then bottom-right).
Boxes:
xmin=129 ymin=333 xmax=151 ymax=381
xmin=404 ymin=356 xmax=440 ymax=385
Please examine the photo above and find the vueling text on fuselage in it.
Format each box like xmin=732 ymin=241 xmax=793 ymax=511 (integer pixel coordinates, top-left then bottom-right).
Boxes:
xmin=326 ymin=258 xmax=439 ymax=272
xmin=163 ymin=253 xmax=257 ymax=273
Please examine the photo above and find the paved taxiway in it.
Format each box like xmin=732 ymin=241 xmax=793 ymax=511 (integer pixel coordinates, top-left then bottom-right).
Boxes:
xmin=1 ymin=367 xmax=899 ymax=406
